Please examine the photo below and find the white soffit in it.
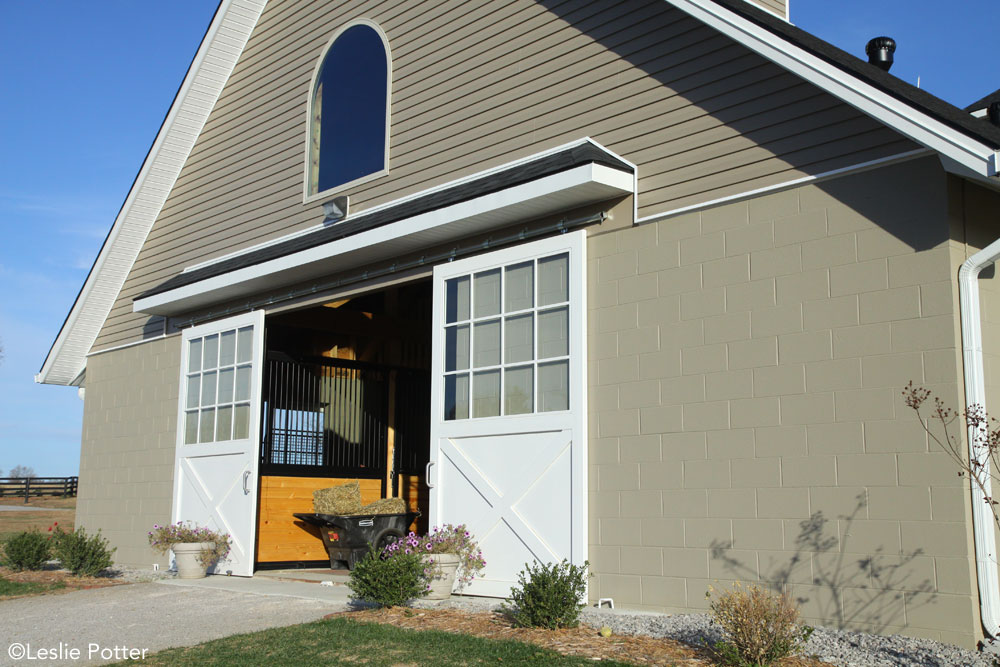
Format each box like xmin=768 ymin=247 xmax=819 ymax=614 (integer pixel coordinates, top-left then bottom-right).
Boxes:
xmin=668 ymin=0 xmax=1000 ymax=178
xmin=35 ymin=0 xmax=266 ymax=386
xmin=133 ymin=162 xmax=633 ymax=316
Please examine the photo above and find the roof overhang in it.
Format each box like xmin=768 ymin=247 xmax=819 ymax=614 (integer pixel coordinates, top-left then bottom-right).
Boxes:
xmin=668 ymin=0 xmax=1000 ymax=179
xmin=133 ymin=142 xmax=634 ymax=316
xmin=36 ymin=0 xmax=266 ymax=386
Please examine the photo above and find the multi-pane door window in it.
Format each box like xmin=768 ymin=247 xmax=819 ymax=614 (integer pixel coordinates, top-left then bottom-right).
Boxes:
xmin=184 ymin=326 xmax=254 ymax=444
xmin=443 ymin=252 xmax=570 ymax=420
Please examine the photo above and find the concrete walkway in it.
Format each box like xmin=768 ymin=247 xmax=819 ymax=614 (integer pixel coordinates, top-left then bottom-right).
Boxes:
xmin=0 ymin=578 xmax=352 ymax=666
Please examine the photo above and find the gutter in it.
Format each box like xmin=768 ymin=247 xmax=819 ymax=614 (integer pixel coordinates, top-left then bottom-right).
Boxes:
xmin=958 ymin=237 xmax=1000 ymax=638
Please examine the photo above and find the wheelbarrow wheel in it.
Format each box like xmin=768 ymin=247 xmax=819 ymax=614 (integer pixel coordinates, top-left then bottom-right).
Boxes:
xmin=373 ymin=527 xmax=404 ymax=555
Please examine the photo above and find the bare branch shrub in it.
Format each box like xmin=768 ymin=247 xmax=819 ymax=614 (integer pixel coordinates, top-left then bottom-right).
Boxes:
xmin=902 ymin=381 xmax=1000 ymax=529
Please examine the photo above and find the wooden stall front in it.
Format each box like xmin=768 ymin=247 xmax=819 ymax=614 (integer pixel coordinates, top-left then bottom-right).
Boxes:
xmin=256 ymin=475 xmax=424 ymax=564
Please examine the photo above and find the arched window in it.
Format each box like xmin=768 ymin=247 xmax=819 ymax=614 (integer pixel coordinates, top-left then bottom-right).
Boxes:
xmin=307 ymin=21 xmax=389 ymax=198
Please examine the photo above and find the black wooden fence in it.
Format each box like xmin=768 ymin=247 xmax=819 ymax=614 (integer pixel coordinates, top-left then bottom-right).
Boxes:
xmin=0 ymin=477 xmax=78 ymax=502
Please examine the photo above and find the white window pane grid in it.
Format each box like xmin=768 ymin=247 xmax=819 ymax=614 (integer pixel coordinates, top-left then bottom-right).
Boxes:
xmin=443 ymin=252 xmax=570 ymax=421
xmin=184 ymin=327 xmax=254 ymax=444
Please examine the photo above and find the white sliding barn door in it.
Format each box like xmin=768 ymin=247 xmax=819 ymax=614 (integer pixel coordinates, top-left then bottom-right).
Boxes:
xmin=173 ymin=310 xmax=265 ymax=577
xmin=429 ymin=231 xmax=587 ymax=597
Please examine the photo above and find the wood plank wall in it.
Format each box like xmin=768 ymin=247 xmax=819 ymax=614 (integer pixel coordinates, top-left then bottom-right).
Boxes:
xmin=256 ymin=474 xmax=427 ymax=563
xmin=397 ymin=473 xmax=428 ymax=534
xmin=256 ymin=476 xmax=383 ymax=563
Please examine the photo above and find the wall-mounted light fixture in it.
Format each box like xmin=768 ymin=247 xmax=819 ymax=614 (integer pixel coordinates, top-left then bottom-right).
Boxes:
xmin=323 ymin=195 xmax=349 ymax=224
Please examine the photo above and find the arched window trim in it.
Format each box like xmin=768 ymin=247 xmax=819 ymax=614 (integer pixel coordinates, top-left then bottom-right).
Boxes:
xmin=302 ymin=18 xmax=391 ymax=205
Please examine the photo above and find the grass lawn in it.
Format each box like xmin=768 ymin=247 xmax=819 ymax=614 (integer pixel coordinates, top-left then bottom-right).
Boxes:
xmin=0 ymin=575 xmax=66 ymax=599
xmin=117 ymin=616 xmax=635 ymax=666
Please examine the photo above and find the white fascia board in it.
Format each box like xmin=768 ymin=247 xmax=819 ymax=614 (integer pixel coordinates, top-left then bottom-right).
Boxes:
xmin=133 ymin=163 xmax=633 ymax=316
xmin=667 ymin=0 xmax=998 ymax=178
xmin=35 ymin=0 xmax=266 ymax=387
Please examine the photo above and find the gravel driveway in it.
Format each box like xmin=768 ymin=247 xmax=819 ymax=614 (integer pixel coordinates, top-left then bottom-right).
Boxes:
xmin=0 ymin=506 xmax=51 ymax=512
xmin=0 ymin=581 xmax=347 ymax=666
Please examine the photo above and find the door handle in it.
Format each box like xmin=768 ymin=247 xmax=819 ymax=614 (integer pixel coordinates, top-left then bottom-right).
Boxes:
xmin=425 ymin=461 xmax=434 ymax=489
xmin=242 ymin=470 xmax=251 ymax=495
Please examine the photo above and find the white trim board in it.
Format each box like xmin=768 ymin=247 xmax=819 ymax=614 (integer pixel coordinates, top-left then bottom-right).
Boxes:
xmin=86 ymin=333 xmax=179 ymax=359
xmin=666 ymin=0 xmax=1000 ymax=179
xmin=637 ymin=148 xmax=931 ymax=225
xmin=35 ymin=0 xmax=266 ymax=386
xmin=134 ymin=161 xmax=632 ymax=315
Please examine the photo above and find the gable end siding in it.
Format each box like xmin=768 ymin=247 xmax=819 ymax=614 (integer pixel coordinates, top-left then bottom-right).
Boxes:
xmin=94 ymin=0 xmax=914 ymax=350
xmin=745 ymin=0 xmax=786 ymax=19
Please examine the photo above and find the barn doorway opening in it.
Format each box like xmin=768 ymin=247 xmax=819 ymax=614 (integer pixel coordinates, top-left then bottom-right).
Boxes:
xmin=255 ymin=280 xmax=431 ymax=567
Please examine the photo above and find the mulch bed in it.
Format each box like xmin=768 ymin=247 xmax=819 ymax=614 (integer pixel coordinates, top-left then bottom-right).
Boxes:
xmin=328 ymin=607 xmax=833 ymax=666
xmin=0 ymin=566 xmax=125 ymax=599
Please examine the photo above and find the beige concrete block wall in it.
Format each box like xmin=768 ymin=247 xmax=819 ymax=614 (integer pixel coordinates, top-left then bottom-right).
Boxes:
xmin=587 ymin=156 xmax=981 ymax=646
xmin=78 ymin=336 xmax=180 ymax=568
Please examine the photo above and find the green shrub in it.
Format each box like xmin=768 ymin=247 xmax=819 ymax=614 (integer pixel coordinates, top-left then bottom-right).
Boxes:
xmin=706 ymin=582 xmax=813 ymax=667
xmin=503 ymin=559 xmax=589 ymax=629
xmin=1 ymin=530 xmax=52 ymax=571
xmin=52 ymin=527 xmax=115 ymax=577
xmin=347 ymin=547 xmax=428 ymax=607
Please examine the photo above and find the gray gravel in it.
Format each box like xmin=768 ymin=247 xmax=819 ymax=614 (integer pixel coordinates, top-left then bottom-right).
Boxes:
xmin=96 ymin=565 xmax=176 ymax=583
xmin=420 ymin=596 xmax=994 ymax=666
xmin=577 ymin=610 xmax=994 ymax=667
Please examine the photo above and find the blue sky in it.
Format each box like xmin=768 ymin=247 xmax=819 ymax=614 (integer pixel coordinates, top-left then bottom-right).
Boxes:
xmin=1 ymin=0 xmax=997 ymax=477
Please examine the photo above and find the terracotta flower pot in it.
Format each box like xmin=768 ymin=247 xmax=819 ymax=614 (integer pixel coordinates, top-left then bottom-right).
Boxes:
xmin=421 ymin=553 xmax=460 ymax=600
xmin=172 ymin=542 xmax=215 ymax=579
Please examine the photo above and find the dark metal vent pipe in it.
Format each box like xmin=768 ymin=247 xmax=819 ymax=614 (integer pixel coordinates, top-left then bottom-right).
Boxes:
xmin=865 ymin=37 xmax=896 ymax=72
xmin=989 ymin=102 xmax=1000 ymax=128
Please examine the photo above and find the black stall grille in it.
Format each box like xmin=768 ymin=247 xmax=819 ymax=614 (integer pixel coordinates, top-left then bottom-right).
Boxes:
xmin=261 ymin=355 xmax=389 ymax=478
xmin=393 ymin=368 xmax=431 ymax=476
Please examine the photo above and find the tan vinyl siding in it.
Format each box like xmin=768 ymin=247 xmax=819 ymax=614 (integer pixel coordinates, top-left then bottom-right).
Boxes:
xmin=77 ymin=336 xmax=180 ymax=568
xmin=745 ymin=0 xmax=787 ymax=19
xmin=95 ymin=0 xmax=915 ymax=349
xmin=587 ymin=156 xmax=981 ymax=646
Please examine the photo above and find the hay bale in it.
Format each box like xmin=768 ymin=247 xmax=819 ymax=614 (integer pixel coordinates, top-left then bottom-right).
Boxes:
xmin=358 ymin=497 xmax=407 ymax=516
xmin=313 ymin=481 xmax=362 ymax=515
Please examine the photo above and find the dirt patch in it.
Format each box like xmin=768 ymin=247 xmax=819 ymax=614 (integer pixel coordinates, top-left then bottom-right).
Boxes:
xmin=0 ymin=566 xmax=125 ymax=600
xmin=328 ymin=607 xmax=832 ymax=666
